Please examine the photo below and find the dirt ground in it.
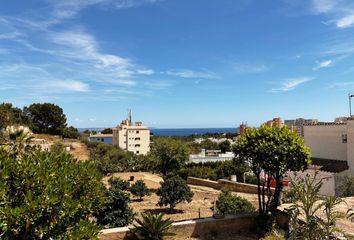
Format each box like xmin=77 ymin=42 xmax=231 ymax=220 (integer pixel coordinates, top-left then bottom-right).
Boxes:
xmin=30 ymin=134 xmax=90 ymax=161
xmin=106 ymin=172 xmax=259 ymax=222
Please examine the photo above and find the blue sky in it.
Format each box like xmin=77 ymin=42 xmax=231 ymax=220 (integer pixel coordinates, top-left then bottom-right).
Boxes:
xmin=1 ymin=0 xmax=354 ymax=128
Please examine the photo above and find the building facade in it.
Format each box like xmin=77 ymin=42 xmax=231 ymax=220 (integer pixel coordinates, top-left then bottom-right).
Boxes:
xmin=112 ymin=119 xmax=150 ymax=155
xmin=88 ymin=112 xmax=150 ymax=155
xmin=284 ymin=118 xmax=318 ymax=136
xmin=303 ymin=119 xmax=354 ymax=175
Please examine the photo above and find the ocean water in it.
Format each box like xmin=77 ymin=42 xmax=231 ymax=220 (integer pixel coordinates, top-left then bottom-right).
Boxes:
xmin=79 ymin=127 xmax=237 ymax=137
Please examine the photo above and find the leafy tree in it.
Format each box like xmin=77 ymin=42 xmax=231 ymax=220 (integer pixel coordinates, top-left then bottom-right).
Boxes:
xmin=218 ymin=140 xmax=231 ymax=153
xmin=94 ymin=177 xmax=134 ymax=228
xmin=151 ymin=137 xmax=190 ymax=176
xmin=213 ymin=188 xmax=255 ymax=214
xmin=156 ymin=175 xmax=193 ymax=211
xmin=234 ymin=125 xmax=310 ymax=218
xmin=131 ymin=213 xmax=175 ymax=240
xmin=215 ymin=158 xmax=249 ymax=181
xmin=101 ymin=128 xmax=113 ymax=134
xmin=0 ymin=146 xmax=106 ymax=239
xmin=24 ymin=103 xmax=67 ymax=135
xmin=108 ymin=177 xmax=130 ymax=191
xmin=200 ymin=139 xmax=219 ymax=150
xmin=0 ymin=103 xmax=30 ymax=130
xmin=130 ymin=180 xmax=150 ymax=201
xmin=63 ymin=126 xmax=80 ymax=139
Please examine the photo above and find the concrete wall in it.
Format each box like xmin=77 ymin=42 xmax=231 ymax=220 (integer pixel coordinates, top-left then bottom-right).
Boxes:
xmin=303 ymin=124 xmax=347 ymax=161
xmin=186 ymin=177 xmax=268 ymax=195
xmin=346 ymin=121 xmax=354 ymax=175
xmin=99 ymin=214 xmax=256 ymax=240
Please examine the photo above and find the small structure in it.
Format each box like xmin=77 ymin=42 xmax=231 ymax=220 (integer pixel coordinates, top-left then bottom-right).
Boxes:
xmin=189 ymin=149 xmax=235 ymax=163
xmin=89 ymin=133 xmax=113 ymax=144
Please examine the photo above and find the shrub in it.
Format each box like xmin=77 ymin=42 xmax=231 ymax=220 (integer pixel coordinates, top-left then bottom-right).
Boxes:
xmin=108 ymin=177 xmax=130 ymax=191
xmin=213 ymin=188 xmax=255 ymax=214
xmin=63 ymin=126 xmax=80 ymax=139
xmin=179 ymin=166 xmax=217 ymax=180
xmin=336 ymin=175 xmax=354 ymax=197
xmin=50 ymin=142 xmax=66 ymax=154
xmin=131 ymin=213 xmax=175 ymax=240
xmin=156 ymin=175 xmax=194 ymax=211
xmin=130 ymin=180 xmax=151 ymax=201
xmin=0 ymin=148 xmax=106 ymax=239
xmin=94 ymin=177 xmax=134 ymax=228
xmin=282 ymin=187 xmax=298 ymax=204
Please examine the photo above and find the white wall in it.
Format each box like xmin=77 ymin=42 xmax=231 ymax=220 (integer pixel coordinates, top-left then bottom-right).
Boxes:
xmin=303 ymin=124 xmax=347 ymax=161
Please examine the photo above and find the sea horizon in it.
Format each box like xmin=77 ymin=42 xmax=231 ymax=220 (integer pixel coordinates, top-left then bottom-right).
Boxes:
xmin=78 ymin=127 xmax=238 ymax=136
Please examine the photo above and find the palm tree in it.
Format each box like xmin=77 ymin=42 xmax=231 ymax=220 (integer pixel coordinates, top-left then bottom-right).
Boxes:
xmin=130 ymin=213 xmax=175 ymax=240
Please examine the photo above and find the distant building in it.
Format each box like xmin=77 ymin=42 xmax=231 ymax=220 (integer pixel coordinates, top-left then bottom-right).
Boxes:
xmin=88 ymin=133 xmax=113 ymax=144
xmin=284 ymin=118 xmax=318 ymax=136
xmin=264 ymin=117 xmax=283 ymax=128
xmin=238 ymin=122 xmax=248 ymax=136
xmin=89 ymin=110 xmax=150 ymax=155
xmin=189 ymin=149 xmax=235 ymax=163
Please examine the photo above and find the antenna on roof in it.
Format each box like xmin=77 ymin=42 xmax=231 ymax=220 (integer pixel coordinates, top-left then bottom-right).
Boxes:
xmin=128 ymin=109 xmax=132 ymax=124
xmin=349 ymin=94 xmax=354 ymax=118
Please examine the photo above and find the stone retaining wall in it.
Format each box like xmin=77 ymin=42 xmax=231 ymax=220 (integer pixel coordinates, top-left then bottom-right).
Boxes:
xmin=187 ymin=177 xmax=274 ymax=194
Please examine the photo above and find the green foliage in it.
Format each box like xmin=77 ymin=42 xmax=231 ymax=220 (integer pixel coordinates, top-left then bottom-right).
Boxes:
xmin=287 ymin=174 xmax=344 ymax=240
xmin=50 ymin=142 xmax=66 ymax=155
xmin=131 ymin=213 xmax=175 ymax=240
xmin=282 ymin=187 xmax=298 ymax=204
xmin=156 ymin=175 xmax=194 ymax=211
xmin=199 ymin=139 xmax=220 ymax=150
xmin=0 ymin=102 xmax=30 ymax=130
xmin=218 ymin=140 xmax=231 ymax=153
xmin=234 ymin=125 xmax=311 ymax=217
xmin=94 ymin=177 xmax=134 ymax=228
xmin=101 ymin=128 xmax=113 ymax=134
xmin=24 ymin=103 xmax=67 ymax=135
xmin=0 ymin=147 xmax=106 ymax=239
xmin=130 ymin=180 xmax=150 ymax=201
xmin=63 ymin=126 xmax=80 ymax=139
xmin=213 ymin=188 xmax=255 ymax=214
xmin=108 ymin=177 xmax=130 ymax=191
xmin=151 ymin=137 xmax=190 ymax=176
xmin=179 ymin=166 xmax=218 ymax=180
xmin=87 ymin=142 xmax=148 ymax=174
xmin=336 ymin=175 xmax=354 ymax=197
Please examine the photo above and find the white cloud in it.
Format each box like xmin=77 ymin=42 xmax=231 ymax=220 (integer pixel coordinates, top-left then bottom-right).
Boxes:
xmin=313 ymin=59 xmax=332 ymax=70
xmin=50 ymin=0 xmax=160 ymax=20
xmin=48 ymin=80 xmax=90 ymax=92
xmin=163 ymin=69 xmax=219 ymax=79
xmin=336 ymin=14 xmax=354 ymax=28
xmin=271 ymin=77 xmax=314 ymax=92
xmin=312 ymin=0 xmax=338 ymax=13
xmin=136 ymin=69 xmax=154 ymax=75
xmin=232 ymin=63 xmax=269 ymax=73
xmin=328 ymin=81 xmax=354 ymax=90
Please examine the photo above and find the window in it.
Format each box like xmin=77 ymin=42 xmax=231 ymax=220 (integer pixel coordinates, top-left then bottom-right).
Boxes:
xmin=342 ymin=134 xmax=347 ymax=143
xmin=136 ymin=130 xmax=139 ymax=133
xmin=136 ymin=151 xmax=139 ymax=154
xmin=135 ymin=137 xmax=140 ymax=141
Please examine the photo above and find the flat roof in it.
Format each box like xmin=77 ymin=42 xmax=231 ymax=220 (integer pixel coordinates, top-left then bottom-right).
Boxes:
xmin=89 ymin=134 xmax=113 ymax=138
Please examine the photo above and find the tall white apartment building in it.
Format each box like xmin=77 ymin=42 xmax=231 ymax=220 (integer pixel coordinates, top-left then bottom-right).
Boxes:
xmin=112 ymin=113 xmax=150 ymax=155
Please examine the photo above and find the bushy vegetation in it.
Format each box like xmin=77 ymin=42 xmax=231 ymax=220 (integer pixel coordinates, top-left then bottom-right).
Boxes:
xmin=130 ymin=180 xmax=151 ymax=201
xmin=335 ymin=175 xmax=354 ymax=197
xmin=0 ymin=140 xmax=106 ymax=239
xmin=151 ymin=137 xmax=190 ymax=176
xmin=0 ymin=102 xmax=80 ymax=139
xmin=131 ymin=213 xmax=175 ymax=240
xmin=178 ymin=159 xmax=250 ymax=182
xmin=234 ymin=125 xmax=311 ymax=220
xmin=287 ymin=174 xmax=345 ymax=240
xmin=86 ymin=142 xmax=151 ymax=174
xmin=156 ymin=175 xmax=194 ymax=211
xmin=213 ymin=188 xmax=255 ymax=214
xmin=94 ymin=176 xmax=134 ymax=228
